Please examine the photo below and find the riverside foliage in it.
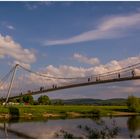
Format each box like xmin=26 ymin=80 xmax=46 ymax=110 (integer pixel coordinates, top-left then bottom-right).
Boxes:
xmin=127 ymin=95 xmax=140 ymax=112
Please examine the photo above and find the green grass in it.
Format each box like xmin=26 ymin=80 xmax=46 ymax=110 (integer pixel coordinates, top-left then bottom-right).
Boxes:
xmin=0 ymin=105 xmax=128 ymax=118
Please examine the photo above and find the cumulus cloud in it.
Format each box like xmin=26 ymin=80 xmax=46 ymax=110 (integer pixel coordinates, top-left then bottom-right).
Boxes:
xmin=43 ymin=12 xmax=140 ymax=46
xmin=23 ymin=54 xmax=140 ymax=89
xmin=0 ymin=34 xmax=36 ymax=68
xmin=73 ymin=53 xmax=100 ymax=65
xmin=50 ymin=55 xmax=139 ymax=82
xmin=1 ymin=53 xmax=139 ymax=98
xmin=12 ymin=61 xmax=31 ymax=69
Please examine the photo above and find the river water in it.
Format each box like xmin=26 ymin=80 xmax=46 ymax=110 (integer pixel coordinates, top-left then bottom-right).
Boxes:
xmin=0 ymin=116 xmax=140 ymax=139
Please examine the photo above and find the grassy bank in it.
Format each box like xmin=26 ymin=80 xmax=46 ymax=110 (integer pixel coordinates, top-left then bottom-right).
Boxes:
xmin=0 ymin=105 xmax=138 ymax=120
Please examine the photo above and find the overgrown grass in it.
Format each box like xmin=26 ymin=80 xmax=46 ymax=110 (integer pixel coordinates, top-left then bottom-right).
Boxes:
xmin=0 ymin=105 xmax=128 ymax=118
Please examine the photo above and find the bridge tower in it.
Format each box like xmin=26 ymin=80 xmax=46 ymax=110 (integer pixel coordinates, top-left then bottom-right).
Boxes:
xmin=5 ymin=64 xmax=18 ymax=106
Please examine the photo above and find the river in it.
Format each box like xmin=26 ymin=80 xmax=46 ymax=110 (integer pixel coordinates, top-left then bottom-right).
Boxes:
xmin=0 ymin=116 xmax=140 ymax=139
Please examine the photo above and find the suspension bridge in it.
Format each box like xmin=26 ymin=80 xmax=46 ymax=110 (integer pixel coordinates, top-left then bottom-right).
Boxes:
xmin=0 ymin=62 xmax=140 ymax=104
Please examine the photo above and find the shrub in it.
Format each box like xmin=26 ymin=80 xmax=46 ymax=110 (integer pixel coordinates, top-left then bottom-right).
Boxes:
xmin=127 ymin=95 xmax=140 ymax=112
xmin=38 ymin=95 xmax=51 ymax=105
xmin=89 ymin=109 xmax=101 ymax=116
xmin=9 ymin=107 xmax=19 ymax=117
xmin=23 ymin=95 xmax=34 ymax=105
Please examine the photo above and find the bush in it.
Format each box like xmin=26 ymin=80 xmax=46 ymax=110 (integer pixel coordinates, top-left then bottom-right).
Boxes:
xmin=89 ymin=109 xmax=101 ymax=116
xmin=33 ymin=100 xmax=39 ymax=105
xmin=38 ymin=95 xmax=51 ymax=105
xmin=127 ymin=96 xmax=140 ymax=112
xmin=9 ymin=107 xmax=19 ymax=117
xmin=53 ymin=99 xmax=64 ymax=105
xmin=23 ymin=95 xmax=34 ymax=105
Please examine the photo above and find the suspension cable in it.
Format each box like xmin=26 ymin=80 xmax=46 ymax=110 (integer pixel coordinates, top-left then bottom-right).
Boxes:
xmin=17 ymin=62 xmax=140 ymax=80
xmin=0 ymin=66 xmax=15 ymax=88
xmin=94 ymin=62 xmax=140 ymax=77
xmin=18 ymin=64 xmax=83 ymax=80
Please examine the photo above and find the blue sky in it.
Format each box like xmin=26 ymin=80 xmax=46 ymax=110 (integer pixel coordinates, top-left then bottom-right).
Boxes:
xmin=0 ymin=1 xmax=140 ymax=99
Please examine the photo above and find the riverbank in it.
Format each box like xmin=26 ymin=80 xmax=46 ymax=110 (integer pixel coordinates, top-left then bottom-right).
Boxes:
xmin=0 ymin=105 xmax=139 ymax=120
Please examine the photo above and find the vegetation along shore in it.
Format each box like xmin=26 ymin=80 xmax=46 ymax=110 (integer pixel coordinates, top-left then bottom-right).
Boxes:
xmin=0 ymin=95 xmax=140 ymax=120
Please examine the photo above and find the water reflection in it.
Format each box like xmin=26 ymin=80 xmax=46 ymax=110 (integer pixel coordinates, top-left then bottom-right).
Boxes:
xmin=9 ymin=107 xmax=20 ymax=123
xmin=56 ymin=117 xmax=119 ymax=138
xmin=0 ymin=107 xmax=35 ymax=138
xmin=0 ymin=122 xmax=35 ymax=139
xmin=4 ymin=123 xmax=8 ymax=138
xmin=91 ymin=115 xmax=105 ymax=126
xmin=0 ymin=116 xmax=139 ymax=138
xmin=127 ymin=116 xmax=140 ymax=138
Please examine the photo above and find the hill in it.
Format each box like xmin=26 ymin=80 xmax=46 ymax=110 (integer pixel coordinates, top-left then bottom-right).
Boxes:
xmin=51 ymin=98 xmax=127 ymax=106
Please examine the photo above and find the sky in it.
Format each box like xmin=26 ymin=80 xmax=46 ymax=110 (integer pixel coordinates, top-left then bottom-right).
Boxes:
xmin=0 ymin=1 xmax=140 ymax=99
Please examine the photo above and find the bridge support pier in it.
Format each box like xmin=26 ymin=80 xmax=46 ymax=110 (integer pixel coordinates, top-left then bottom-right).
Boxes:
xmin=5 ymin=64 xmax=18 ymax=107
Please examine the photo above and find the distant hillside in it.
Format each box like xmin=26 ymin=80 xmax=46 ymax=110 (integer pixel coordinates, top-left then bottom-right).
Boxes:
xmin=51 ymin=98 xmax=127 ymax=106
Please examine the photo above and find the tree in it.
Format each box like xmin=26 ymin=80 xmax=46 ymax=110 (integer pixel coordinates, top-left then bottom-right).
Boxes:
xmin=53 ymin=99 xmax=64 ymax=105
xmin=0 ymin=97 xmax=5 ymax=105
xmin=16 ymin=97 xmax=23 ymax=103
xmin=127 ymin=95 xmax=140 ymax=112
xmin=33 ymin=100 xmax=39 ymax=105
xmin=9 ymin=98 xmax=17 ymax=103
xmin=38 ymin=95 xmax=51 ymax=105
xmin=23 ymin=95 xmax=34 ymax=105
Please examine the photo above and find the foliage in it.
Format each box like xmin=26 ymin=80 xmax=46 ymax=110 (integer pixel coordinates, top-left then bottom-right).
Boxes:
xmin=9 ymin=107 xmax=20 ymax=117
xmin=0 ymin=97 xmax=5 ymax=105
xmin=56 ymin=119 xmax=119 ymax=139
xmin=52 ymin=99 xmax=64 ymax=105
xmin=33 ymin=100 xmax=39 ymax=105
xmin=23 ymin=95 xmax=34 ymax=105
xmin=38 ymin=95 xmax=51 ymax=105
xmin=9 ymin=98 xmax=17 ymax=103
xmin=57 ymin=130 xmax=81 ymax=139
xmin=88 ymin=109 xmax=101 ymax=116
xmin=16 ymin=97 xmax=23 ymax=103
xmin=127 ymin=96 xmax=140 ymax=112
xmin=127 ymin=116 xmax=140 ymax=132
xmin=53 ymin=98 xmax=127 ymax=106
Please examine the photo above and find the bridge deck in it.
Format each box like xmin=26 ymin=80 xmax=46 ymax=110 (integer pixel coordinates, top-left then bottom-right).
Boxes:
xmin=9 ymin=75 xmax=140 ymax=99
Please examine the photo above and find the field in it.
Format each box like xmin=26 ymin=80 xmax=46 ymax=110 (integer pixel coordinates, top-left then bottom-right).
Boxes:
xmin=0 ymin=105 xmax=136 ymax=120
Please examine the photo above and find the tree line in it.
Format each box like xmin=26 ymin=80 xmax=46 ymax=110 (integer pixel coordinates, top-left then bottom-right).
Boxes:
xmin=8 ymin=95 xmax=64 ymax=105
xmin=0 ymin=95 xmax=140 ymax=111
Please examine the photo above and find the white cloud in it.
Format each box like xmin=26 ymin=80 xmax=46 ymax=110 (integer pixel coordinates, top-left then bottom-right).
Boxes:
xmin=1 ymin=54 xmax=140 ymax=98
xmin=6 ymin=25 xmax=15 ymax=30
xmin=1 ymin=22 xmax=15 ymax=30
xmin=25 ymin=3 xmax=38 ymax=10
xmin=43 ymin=12 xmax=140 ymax=46
xmin=0 ymin=34 xmax=36 ymax=68
xmin=73 ymin=53 xmax=100 ymax=65
xmin=25 ymin=2 xmax=52 ymax=10
xmin=24 ymin=54 xmax=140 ymax=88
xmin=12 ymin=60 xmax=31 ymax=69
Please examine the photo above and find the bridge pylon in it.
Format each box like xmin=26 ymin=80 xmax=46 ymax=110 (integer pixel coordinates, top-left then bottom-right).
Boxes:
xmin=5 ymin=64 xmax=19 ymax=107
